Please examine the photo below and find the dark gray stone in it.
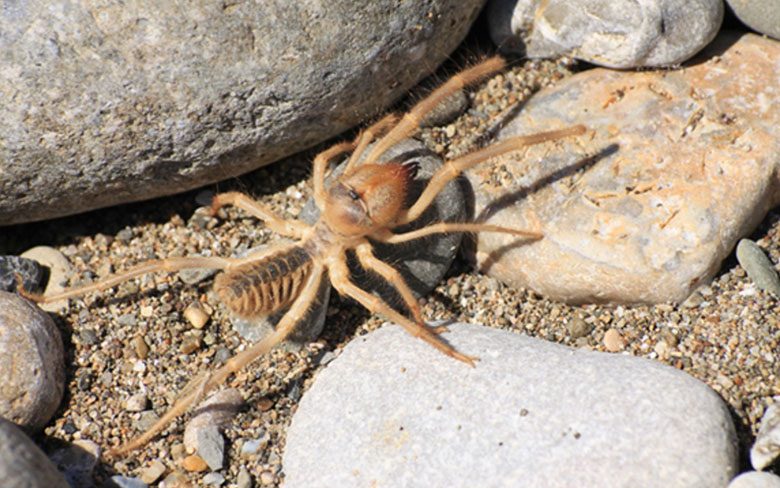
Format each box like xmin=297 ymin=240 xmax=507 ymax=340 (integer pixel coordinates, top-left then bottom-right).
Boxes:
xmin=0 ymin=0 xmax=486 ymax=224
xmin=0 ymin=417 xmax=69 ymax=487
xmin=0 ymin=256 xmax=46 ymax=293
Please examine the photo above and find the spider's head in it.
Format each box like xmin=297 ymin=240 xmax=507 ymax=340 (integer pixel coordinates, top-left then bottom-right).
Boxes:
xmin=323 ymin=161 xmax=418 ymax=236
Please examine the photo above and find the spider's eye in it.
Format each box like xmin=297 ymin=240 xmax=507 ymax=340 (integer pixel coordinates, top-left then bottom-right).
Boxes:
xmin=348 ymin=188 xmax=361 ymax=201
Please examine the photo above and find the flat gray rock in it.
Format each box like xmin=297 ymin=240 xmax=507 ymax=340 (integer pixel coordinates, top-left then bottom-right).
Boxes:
xmin=0 ymin=0 xmax=485 ymax=224
xmin=284 ymin=323 xmax=738 ymax=488
xmin=0 ymin=417 xmax=69 ymax=487
xmin=0 ymin=291 xmax=65 ymax=432
xmin=487 ymin=0 xmax=723 ymax=68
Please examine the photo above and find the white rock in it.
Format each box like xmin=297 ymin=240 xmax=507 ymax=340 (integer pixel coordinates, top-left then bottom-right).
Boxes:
xmin=0 ymin=291 xmax=65 ymax=431
xmin=729 ymin=472 xmax=780 ymax=488
xmin=752 ymin=398 xmax=780 ymax=471
xmin=487 ymin=0 xmax=723 ymax=68
xmin=284 ymin=323 xmax=738 ymax=487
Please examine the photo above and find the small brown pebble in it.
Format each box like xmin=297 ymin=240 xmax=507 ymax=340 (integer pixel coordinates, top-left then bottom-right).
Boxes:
xmin=259 ymin=470 xmax=276 ymax=485
xmin=181 ymin=454 xmax=209 ymax=472
xmin=180 ymin=334 xmax=202 ymax=355
xmin=125 ymin=392 xmax=148 ymax=412
xmin=140 ymin=460 xmax=166 ymax=484
xmin=131 ymin=335 xmax=149 ymax=359
xmin=184 ymin=302 xmax=210 ymax=329
xmin=257 ymin=398 xmax=274 ymax=412
xmin=603 ymin=328 xmax=625 ymax=352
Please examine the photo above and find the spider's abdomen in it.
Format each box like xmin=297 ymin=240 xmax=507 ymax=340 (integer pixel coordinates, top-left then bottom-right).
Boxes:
xmin=214 ymin=245 xmax=313 ymax=318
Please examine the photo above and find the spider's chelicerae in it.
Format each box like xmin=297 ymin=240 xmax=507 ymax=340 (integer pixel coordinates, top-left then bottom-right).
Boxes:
xmin=21 ymin=56 xmax=585 ymax=456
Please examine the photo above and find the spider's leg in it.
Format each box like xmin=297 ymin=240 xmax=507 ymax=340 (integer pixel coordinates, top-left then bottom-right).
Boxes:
xmin=107 ymin=262 xmax=325 ymax=457
xmin=372 ymin=223 xmax=543 ymax=245
xmin=329 ymin=253 xmax=476 ymax=366
xmin=395 ymin=125 xmax=587 ymax=225
xmin=18 ymin=256 xmax=246 ymax=304
xmin=211 ymin=192 xmax=310 ymax=238
xmin=342 ymin=113 xmax=399 ymax=176
xmin=363 ymin=56 xmax=507 ymax=165
xmin=312 ymin=141 xmax=355 ymax=208
xmin=354 ymin=241 xmax=445 ymax=334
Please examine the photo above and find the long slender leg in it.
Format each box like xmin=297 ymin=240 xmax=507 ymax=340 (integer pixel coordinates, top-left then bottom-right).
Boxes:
xmin=108 ymin=263 xmax=325 ymax=457
xmin=211 ymin=192 xmax=310 ymax=238
xmin=354 ymin=241 xmax=429 ymax=328
xmin=362 ymin=56 xmax=507 ymax=166
xmin=19 ymin=256 xmax=245 ymax=304
xmin=342 ymin=113 xmax=399 ymax=177
xmin=372 ymin=223 xmax=543 ymax=245
xmin=312 ymin=141 xmax=355 ymax=208
xmin=396 ymin=125 xmax=587 ymax=225
xmin=328 ymin=254 xmax=476 ymax=366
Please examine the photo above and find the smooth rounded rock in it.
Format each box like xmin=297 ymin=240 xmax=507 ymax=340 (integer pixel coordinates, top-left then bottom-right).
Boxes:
xmin=284 ymin=323 xmax=738 ymax=487
xmin=0 ymin=291 xmax=65 ymax=431
xmin=727 ymin=0 xmax=780 ymax=40
xmin=469 ymin=33 xmax=780 ymax=304
xmin=752 ymin=398 xmax=780 ymax=471
xmin=736 ymin=239 xmax=780 ymax=296
xmin=0 ymin=0 xmax=485 ymax=225
xmin=20 ymin=246 xmax=73 ymax=313
xmin=487 ymin=0 xmax=723 ymax=68
xmin=729 ymin=472 xmax=780 ymax=488
xmin=0 ymin=417 xmax=69 ymax=487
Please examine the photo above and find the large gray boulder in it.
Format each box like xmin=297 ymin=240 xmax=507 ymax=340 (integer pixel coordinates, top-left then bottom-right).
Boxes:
xmin=0 ymin=0 xmax=485 ymax=224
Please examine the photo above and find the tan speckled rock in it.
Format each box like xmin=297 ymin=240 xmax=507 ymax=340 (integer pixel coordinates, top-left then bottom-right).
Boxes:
xmin=0 ymin=291 xmax=65 ymax=431
xmin=470 ymin=32 xmax=780 ymax=304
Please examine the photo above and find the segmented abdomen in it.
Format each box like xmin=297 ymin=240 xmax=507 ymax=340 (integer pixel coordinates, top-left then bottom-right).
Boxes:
xmin=214 ymin=245 xmax=313 ymax=318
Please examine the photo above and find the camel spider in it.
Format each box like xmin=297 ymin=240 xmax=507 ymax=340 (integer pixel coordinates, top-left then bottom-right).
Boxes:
xmin=20 ymin=56 xmax=585 ymax=456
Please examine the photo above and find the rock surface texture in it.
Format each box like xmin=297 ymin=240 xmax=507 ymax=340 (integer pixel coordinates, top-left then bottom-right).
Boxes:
xmin=469 ymin=33 xmax=780 ymax=304
xmin=0 ymin=0 xmax=485 ymax=224
xmin=0 ymin=291 xmax=65 ymax=431
xmin=726 ymin=0 xmax=780 ymax=40
xmin=284 ymin=323 xmax=738 ymax=488
xmin=0 ymin=417 xmax=69 ymax=487
xmin=487 ymin=0 xmax=723 ymax=68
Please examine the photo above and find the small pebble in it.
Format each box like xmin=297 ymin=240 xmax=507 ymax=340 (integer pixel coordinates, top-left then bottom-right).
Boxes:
xmin=259 ymin=470 xmax=276 ymax=485
xmin=736 ymin=239 xmax=780 ymax=296
xmin=192 ymin=424 xmax=224 ymax=471
xmin=184 ymin=302 xmax=210 ymax=329
xmin=140 ymin=460 xmax=166 ymax=484
xmin=125 ymin=393 xmax=148 ymax=412
xmin=181 ymin=454 xmax=208 ymax=472
xmin=131 ymin=335 xmax=150 ymax=359
xmin=180 ymin=334 xmax=202 ymax=354
xmin=20 ymin=245 xmax=72 ymax=312
xmin=203 ymin=472 xmax=226 ymax=486
xmin=110 ymin=475 xmax=148 ymax=488
xmin=566 ymin=316 xmax=591 ymax=338
xmin=179 ymin=268 xmax=218 ymax=285
xmin=752 ymin=398 xmax=780 ymax=470
xmin=184 ymin=388 xmax=243 ymax=452
xmin=237 ymin=466 xmax=253 ymax=488
xmin=140 ymin=305 xmax=154 ymax=318
xmin=603 ymin=328 xmax=625 ymax=352
xmin=136 ymin=410 xmax=160 ymax=433
xmin=0 ymin=255 xmax=46 ymax=293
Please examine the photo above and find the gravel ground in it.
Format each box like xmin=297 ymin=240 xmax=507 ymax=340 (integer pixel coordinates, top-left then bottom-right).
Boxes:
xmin=2 ymin=50 xmax=778 ymax=486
